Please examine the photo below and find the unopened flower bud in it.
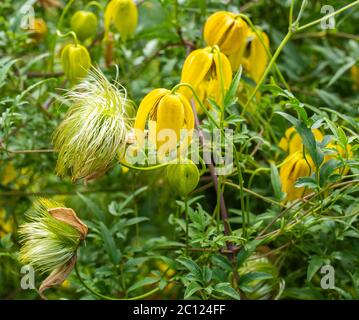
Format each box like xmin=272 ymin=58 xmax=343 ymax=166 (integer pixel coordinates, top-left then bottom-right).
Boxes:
xmin=71 ymin=10 xmax=98 ymax=41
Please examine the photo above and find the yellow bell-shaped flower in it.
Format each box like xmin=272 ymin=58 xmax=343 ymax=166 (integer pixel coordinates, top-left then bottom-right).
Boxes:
xmin=104 ymin=0 xmax=138 ymax=41
xmin=203 ymin=11 xmax=249 ymax=55
xmin=228 ymin=30 xmax=269 ymax=83
xmin=179 ymin=47 xmax=232 ymax=112
xmin=134 ymin=89 xmax=194 ymax=158
xmin=61 ymin=43 xmax=91 ymax=83
xmin=280 ymin=151 xmax=314 ymax=202
xmin=350 ymin=65 xmax=359 ymax=90
xmin=278 ymin=127 xmax=352 ymax=202
xmin=279 ymin=127 xmax=323 ymax=154
xmin=29 ymin=18 xmax=48 ymax=42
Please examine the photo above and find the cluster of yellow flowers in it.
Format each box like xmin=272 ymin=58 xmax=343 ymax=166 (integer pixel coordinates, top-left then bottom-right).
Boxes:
xmin=133 ymin=10 xmax=270 ymax=156
xmin=279 ymin=127 xmax=352 ymax=202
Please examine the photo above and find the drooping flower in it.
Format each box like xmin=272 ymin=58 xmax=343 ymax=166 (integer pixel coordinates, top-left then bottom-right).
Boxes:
xmin=203 ymin=11 xmax=249 ymax=55
xmin=61 ymin=43 xmax=91 ymax=83
xmin=19 ymin=198 xmax=87 ymax=298
xmin=166 ymin=159 xmax=199 ymax=196
xmin=104 ymin=0 xmax=138 ymax=41
xmin=278 ymin=127 xmax=352 ymax=202
xmin=179 ymin=46 xmax=232 ymax=112
xmin=71 ymin=10 xmax=98 ymax=41
xmin=28 ymin=18 xmax=48 ymax=42
xmin=278 ymin=126 xmax=323 ymax=155
xmin=133 ymin=88 xmax=194 ymax=159
xmin=228 ymin=30 xmax=269 ymax=82
xmin=279 ymin=151 xmax=314 ymax=202
xmin=53 ymin=68 xmax=134 ymax=181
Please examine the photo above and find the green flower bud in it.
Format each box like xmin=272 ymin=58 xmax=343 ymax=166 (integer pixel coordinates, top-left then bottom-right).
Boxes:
xmin=105 ymin=0 xmax=138 ymax=41
xmin=70 ymin=10 xmax=98 ymax=41
xmin=166 ymin=160 xmax=199 ymax=197
xmin=61 ymin=43 xmax=91 ymax=83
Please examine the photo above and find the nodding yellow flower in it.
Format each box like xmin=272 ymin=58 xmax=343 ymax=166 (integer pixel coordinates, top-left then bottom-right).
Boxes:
xmin=104 ymin=0 xmax=138 ymax=41
xmin=279 ymin=127 xmax=353 ymax=202
xmin=228 ymin=30 xmax=269 ymax=82
xmin=280 ymin=151 xmax=314 ymax=202
xmin=203 ymin=12 xmax=249 ymax=55
xmin=179 ymin=46 xmax=232 ymax=112
xmin=29 ymin=18 xmax=48 ymax=42
xmin=279 ymin=127 xmax=323 ymax=154
xmin=350 ymin=65 xmax=359 ymax=90
xmin=134 ymin=89 xmax=194 ymax=158
xmin=61 ymin=43 xmax=91 ymax=84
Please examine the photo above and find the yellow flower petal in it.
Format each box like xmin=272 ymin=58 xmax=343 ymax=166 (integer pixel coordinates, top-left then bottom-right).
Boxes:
xmin=156 ymin=93 xmax=185 ymax=157
xmin=180 ymin=48 xmax=213 ymax=98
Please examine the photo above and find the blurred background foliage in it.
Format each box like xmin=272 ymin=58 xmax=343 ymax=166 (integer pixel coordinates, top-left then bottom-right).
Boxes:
xmin=0 ymin=0 xmax=359 ymax=300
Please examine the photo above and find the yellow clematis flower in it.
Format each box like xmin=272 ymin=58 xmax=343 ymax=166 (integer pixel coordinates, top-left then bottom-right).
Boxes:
xmin=104 ymin=0 xmax=138 ymax=41
xmin=279 ymin=127 xmax=323 ymax=154
xmin=280 ymin=151 xmax=314 ymax=202
xmin=203 ymin=11 xmax=249 ymax=55
xmin=350 ymin=65 xmax=359 ymax=90
xmin=279 ymin=127 xmax=352 ymax=202
xmin=228 ymin=30 xmax=269 ymax=83
xmin=134 ymin=89 xmax=194 ymax=159
xmin=179 ymin=46 xmax=232 ymax=112
xmin=29 ymin=18 xmax=48 ymax=42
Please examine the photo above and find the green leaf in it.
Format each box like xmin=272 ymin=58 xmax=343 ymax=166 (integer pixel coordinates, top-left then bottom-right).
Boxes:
xmin=270 ymin=162 xmax=283 ymax=201
xmin=277 ymin=113 xmax=324 ymax=170
xmin=184 ymin=281 xmax=202 ymax=299
xmin=224 ymin=67 xmax=242 ymax=107
xmin=177 ymin=257 xmax=202 ymax=280
xmin=0 ymin=58 xmax=18 ymax=88
xmin=124 ymin=217 xmax=150 ymax=226
xmin=327 ymin=59 xmax=356 ymax=87
xmin=307 ymin=256 xmax=325 ymax=282
xmin=295 ymin=176 xmax=318 ymax=189
xmin=127 ymin=277 xmax=159 ymax=293
xmin=99 ymin=222 xmax=121 ymax=265
xmin=237 ymin=239 xmax=263 ymax=267
xmin=77 ymin=193 xmax=106 ymax=222
xmin=214 ymin=283 xmax=241 ymax=300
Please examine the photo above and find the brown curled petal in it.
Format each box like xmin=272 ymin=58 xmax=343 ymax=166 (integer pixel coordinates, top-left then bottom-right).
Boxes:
xmin=39 ymin=254 xmax=77 ymax=300
xmin=48 ymin=207 xmax=88 ymax=239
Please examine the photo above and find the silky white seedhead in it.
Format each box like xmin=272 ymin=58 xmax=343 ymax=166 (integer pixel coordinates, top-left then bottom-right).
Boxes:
xmin=53 ymin=67 xmax=134 ymax=181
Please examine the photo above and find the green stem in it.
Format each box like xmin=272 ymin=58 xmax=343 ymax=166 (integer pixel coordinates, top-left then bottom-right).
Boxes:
xmin=297 ymin=0 xmax=359 ymax=32
xmin=85 ymin=1 xmax=104 ymax=11
xmin=49 ymin=0 xmax=76 ymax=72
xmin=56 ymin=30 xmax=79 ymax=45
xmin=120 ymin=160 xmax=170 ymax=171
xmin=184 ymin=196 xmax=189 ymax=256
xmin=242 ymin=31 xmax=293 ymax=115
xmin=289 ymin=0 xmax=295 ymax=26
xmin=171 ymin=83 xmax=220 ymax=128
xmin=238 ymin=14 xmax=290 ymax=92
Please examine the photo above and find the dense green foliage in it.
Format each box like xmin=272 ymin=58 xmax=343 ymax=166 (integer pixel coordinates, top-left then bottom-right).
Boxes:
xmin=0 ymin=0 xmax=358 ymax=300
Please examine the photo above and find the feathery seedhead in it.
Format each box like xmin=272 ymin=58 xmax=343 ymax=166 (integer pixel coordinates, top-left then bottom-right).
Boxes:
xmin=53 ymin=68 xmax=134 ymax=181
xmin=18 ymin=198 xmax=87 ymax=298
xmin=18 ymin=198 xmax=87 ymax=274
